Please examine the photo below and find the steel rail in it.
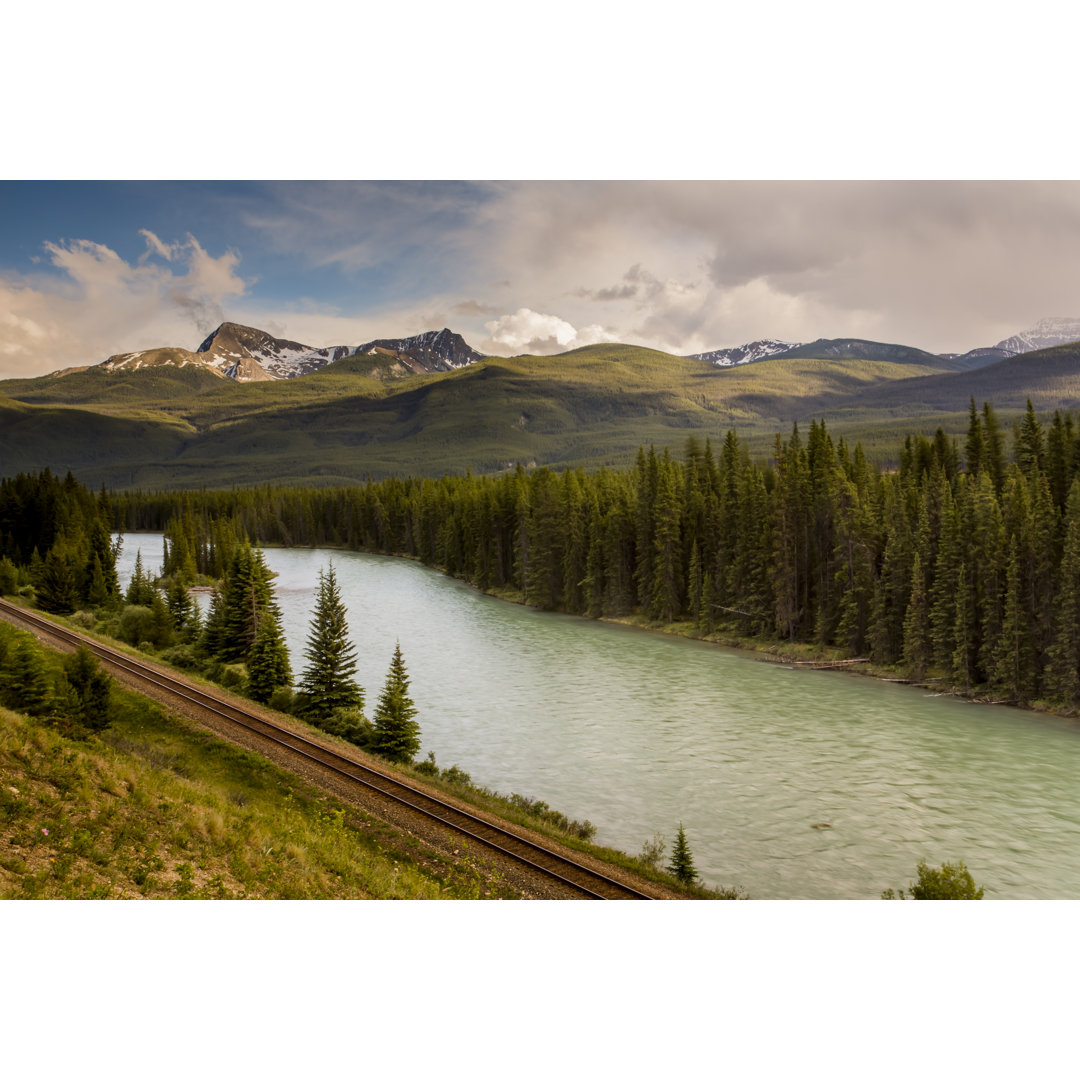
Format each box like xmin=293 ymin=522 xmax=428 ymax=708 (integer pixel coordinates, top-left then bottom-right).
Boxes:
xmin=0 ymin=598 xmax=653 ymax=899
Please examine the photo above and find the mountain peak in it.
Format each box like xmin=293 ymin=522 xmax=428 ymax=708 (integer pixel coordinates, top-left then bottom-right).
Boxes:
xmin=354 ymin=328 xmax=486 ymax=372
xmin=995 ymin=317 xmax=1080 ymax=355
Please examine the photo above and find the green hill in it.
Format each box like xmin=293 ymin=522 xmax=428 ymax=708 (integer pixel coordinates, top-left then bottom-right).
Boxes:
xmin=0 ymin=339 xmax=1059 ymax=488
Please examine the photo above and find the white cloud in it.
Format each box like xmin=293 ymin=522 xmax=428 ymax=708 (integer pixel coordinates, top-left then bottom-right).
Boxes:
xmin=0 ymin=234 xmax=249 ymax=377
xmin=481 ymin=308 xmax=616 ymax=355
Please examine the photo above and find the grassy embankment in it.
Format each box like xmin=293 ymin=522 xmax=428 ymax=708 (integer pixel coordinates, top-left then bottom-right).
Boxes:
xmin=0 ymin=615 xmax=728 ymax=899
xmin=0 ymin=631 xmax=520 ymax=899
xmin=0 ymin=697 xmax=521 ymax=900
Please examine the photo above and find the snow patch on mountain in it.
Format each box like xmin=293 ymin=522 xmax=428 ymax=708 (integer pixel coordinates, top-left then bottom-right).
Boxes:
xmin=995 ymin=317 xmax=1080 ymax=356
xmin=686 ymin=339 xmax=799 ymax=366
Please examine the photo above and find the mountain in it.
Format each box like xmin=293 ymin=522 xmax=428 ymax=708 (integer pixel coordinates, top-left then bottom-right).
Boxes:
xmin=98 ymin=322 xmax=344 ymax=383
xmin=844 ymin=340 xmax=1080 ymax=416
xmin=0 ymin=337 xmax=997 ymax=489
xmin=768 ymin=338 xmax=963 ymax=369
xmin=686 ymin=339 xmax=797 ymax=366
xmin=995 ymin=317 xmax=1080 ymax=356
xmin=194 ymin=323 xmax=352 ymax=380
xmin=354 ymin=329 xmax=486 ymax=375
xmin=8 ymin=322 xmax=1080 ymax=491
xmin=99 ymin=322 xmax=485 ymax=384
xmin=937 ymin=346 xmax=1012 ymax=367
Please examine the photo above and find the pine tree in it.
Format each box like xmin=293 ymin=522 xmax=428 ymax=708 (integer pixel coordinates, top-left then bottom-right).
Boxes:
xmin=37 ymin=548 xmax=78 ymax=614
xmin=62 ymin=646 xmax=113 ymax=731
xmin=220 ymin=544 xmax=276 ymax=662
xmin=991 ymin=539 xmax=1035 ymax=701
xmin=1046 ymin=479 xmax=1080 ymax=703
xmin=371 ymin=641 xmax=421 ymax=763
xmin=247 ymin=611 xmax=292 ymax=704
xmin=4 ymin=639 xmax=53 ymax=716
xmin=667 ymin=823 xmax=698 ymax=885
xmin=901 ymin=552 xmax=930 ymax=679
xmin=297 ymin=562 xmax=364 ymax=720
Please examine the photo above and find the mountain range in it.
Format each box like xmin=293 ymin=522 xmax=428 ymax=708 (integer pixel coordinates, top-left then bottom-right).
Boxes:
xmin=99 ymin=323 xmax=486 ymax=383
xmin=88 ymin=315 xmax=1080 ymax=385
xmin=3 ymin=316 xmax=1080 ymax=490
xmin=685 ymin=316 xmax=1080 ymax=369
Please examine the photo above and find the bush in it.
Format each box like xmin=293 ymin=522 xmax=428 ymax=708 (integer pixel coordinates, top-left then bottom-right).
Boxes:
xmin=413 ymin=752 xmax=440 ymax=777
xmin=507 ymin=791 xmax=596 ymax=840
xmin=442 ymin=764 xmax=473 ymax=787
xmin=69 ymin=611 xmax=97 ymax=630
xmin=160 ymin=644 xmax=200 ymax=670
xmin=317 ymin=707 xmax=374 ymax=748
xmin=218 ymin=664 xmax=247 ymax=690
xmin=638 ymin=832 xmax=667 ymax=869
xmin=119 ymin=605 xmax=155 ymax=647
xmin=883 ymin=860 xmax=984 ymax=899
xmin=268 ymin=687 xmax=295 ymax=714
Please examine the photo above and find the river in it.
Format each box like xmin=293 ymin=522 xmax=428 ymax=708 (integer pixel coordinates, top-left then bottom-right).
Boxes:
xmin=115 ymin=534 xmax=1080 ymax=898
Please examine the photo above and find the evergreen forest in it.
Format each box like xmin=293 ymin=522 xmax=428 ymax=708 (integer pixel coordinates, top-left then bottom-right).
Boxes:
xmin=101 ymin=398 xmax=1080 ymax=711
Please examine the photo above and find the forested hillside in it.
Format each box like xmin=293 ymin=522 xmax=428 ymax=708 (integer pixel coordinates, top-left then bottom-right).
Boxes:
xmin=10 ymin=338 xmax=1075 ymax=488
xmin=115 ymin=399 xmax=1080 ymax=710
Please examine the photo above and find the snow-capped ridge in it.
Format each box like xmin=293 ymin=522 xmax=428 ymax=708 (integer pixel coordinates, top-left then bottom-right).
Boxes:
xmin=686 ymin=339 xmax=799 ymax=366
xmin=98 ymin=323 xmax=485 ymax=383
xmin=995 ymin=317 xmax=1080 ymax=356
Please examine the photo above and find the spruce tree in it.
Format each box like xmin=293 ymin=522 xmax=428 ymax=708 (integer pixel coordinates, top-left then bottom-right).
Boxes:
xmin=4 ymin=639 xmax=53 ymax=716
xmin=220 ymin=544 xmax=276 ymax=662
xmin=38 ymin=548 xmax=78 ymax=614
xmin=901 ymin=552 xmax=930 ymax=679
xmin=1046 ymin=480 xmax=1080 ymax=703
xmin=248 ymin=611 xmax=292 ymax=704
xmin=297 ymin=563 xmax=364 ymax=720
xmin=62 ymin=646 xmax=113 ymax=731
xmin=126 ymin=551 xmax=161 ymax=607
xmin=371 ymin=641 xmax=421 ymax=763
xmin=667 ymin=823 xmax=698 ymax=885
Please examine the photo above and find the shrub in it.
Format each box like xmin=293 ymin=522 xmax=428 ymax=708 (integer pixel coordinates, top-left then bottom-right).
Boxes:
xmin=883 ymin=860 xmax=984 ymax=899
xmin=218 ymin=664 xmax=247 ymax=690
xmin=317 ymin=707 xmax=374 ymax=748
xmin=638 ymin=832 xmax=667 ymax=869
xmin=442 ymin=764 xmax=473 ymax=787
xmin=160 ymin=644 xmax=200 ymax=670
xmin=413 ymin=752 xmax=440 ymax=777
xmin=119 ymin=605 xmax=155 ymax=647
xmin=268 ymin=687 xmax=295 ymax=714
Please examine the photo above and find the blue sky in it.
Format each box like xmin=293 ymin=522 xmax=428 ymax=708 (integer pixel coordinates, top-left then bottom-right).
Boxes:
xmin=4 ymin=180 xmax=1080 ymax=379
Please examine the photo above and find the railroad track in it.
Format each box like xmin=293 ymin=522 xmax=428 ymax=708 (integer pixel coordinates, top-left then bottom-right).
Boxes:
xmin=0 ymin=598 xmax=654 ymax=900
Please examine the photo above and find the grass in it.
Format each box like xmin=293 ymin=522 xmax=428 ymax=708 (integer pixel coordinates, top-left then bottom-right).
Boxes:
xmin=0 ymin=689 xmax=519 ymax=900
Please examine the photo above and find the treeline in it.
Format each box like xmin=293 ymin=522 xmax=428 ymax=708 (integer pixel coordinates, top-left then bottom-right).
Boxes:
xmin=0 ymin=469 xmax=120 ymax=613
xmin=113 ymin=398 xmax=1080 ymax=707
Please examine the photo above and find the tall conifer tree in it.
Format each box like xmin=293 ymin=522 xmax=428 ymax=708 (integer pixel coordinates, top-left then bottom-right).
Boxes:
xmin=371 ymin=641 xmax=421 ymax=763
xmin=297 ymin=562 xmax=363 ymax=720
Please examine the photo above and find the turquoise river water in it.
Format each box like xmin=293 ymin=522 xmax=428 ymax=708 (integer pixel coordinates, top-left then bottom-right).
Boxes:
xmin=117 ymin=534 xmax=1080 ymax=898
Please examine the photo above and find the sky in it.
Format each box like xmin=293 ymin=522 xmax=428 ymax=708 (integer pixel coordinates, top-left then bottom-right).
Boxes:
xmin=4 ymin=179 xmax=1080 ymax=379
